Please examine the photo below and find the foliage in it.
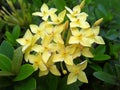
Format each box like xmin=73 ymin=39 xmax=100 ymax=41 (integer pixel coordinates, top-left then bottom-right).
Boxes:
xmin=0 ymin=0 xmax=120 ymax=90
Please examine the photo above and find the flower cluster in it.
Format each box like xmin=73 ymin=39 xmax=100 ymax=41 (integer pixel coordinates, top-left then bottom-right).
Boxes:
xmin=17 ymin=0 xmax=104 ymax=85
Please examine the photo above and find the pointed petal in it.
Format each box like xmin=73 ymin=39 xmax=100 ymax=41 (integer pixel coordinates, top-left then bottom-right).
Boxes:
xmin=78 ymin=60 xmax=87 ymax=70
xmin=42 ymin=51 xmax=51 ymax=63
xmin=32 ymin=44 xmax=43 ymax=52
xmin=67 ymin=73 xmax=77 ymax=85
xmin=82 ymin=48 xmax=93 ymax=57
xmin=53 ymin=54 xmax=63 ymax=62
xmin=24 ymin=29 xmax=33 ymax=39
xmin=32 ymin=12 xmax=42 ymax=16
xmin=41 ymin=3 xmax=49 ymax=12
xmin=78 ymin=71 xmax=88 ymax=83
xmin=64 ymin=55 xmax=73 ymax=65
xmin=30 ymin=24 xmax=38 ymax=33
xmin=69 ymin=36 xmax=80 ymax=44
xmin=94 ymin=36 xmax=105 ymax=44
xmin=65 ymin=6 xmax=73 ymax=14
xmin=54 ymin=35 xmax=64 ymax=44
xmin=39 ymin=70 xmax=49 ymax=77
xmin=50 ymin=65 xmax=61 ymax=76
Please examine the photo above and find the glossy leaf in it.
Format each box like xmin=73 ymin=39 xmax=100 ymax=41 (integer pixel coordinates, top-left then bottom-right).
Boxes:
xmin=12 ymin=25 xmax=20 ymax=39
xmin=0 ymin=54 xmax=12 ymax=71
xmin=13 ymin=64 xmax=34 ymax=81
xmin=93 ymin=54 xmax=111 ymax=61
xmin=14 ymin=78 xmax=36 ymax=90
xmin=0 ymin=41 xmax=14 ymax=59
xmin=93 ymin=71 xmax=119 ymax=85
xmin=12 ymin=47 xmax=23 ymax=74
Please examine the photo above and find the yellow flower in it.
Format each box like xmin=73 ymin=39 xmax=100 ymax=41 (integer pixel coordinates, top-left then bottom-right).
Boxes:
xmin=67 ymin=60 xmax=88 ymax=85
xmin=32 ymin=3 xmax=57 ymax=21
xmin=53 ymin=44 xmax=76 ymax=65
xmin=16 ymin=29 xmax=38 ymax=61
xmin=39 ymin=54 xmax=61 ymax=76
xmin=28 ymin=53 xmax=47 ymax=71
xmin=69 ymin=28 xmax=94 ymax=47
xmin=88 ymin=26 xmax=105 ymax=44
xmin=70 ymin=12 xmax=90 ymax=29
xmin=65 ymin=5 xmax=81 ymax=16
xmin=50 ymin=10 xmax=66 ymax=24
xmin=30 ymin=22 xmax=52 ymax=38
xmin=32 ymin=35 xmax=57 ymax=63
xmin=46 ymin=23 xmax=65 ymax=44
xmin=72 ymin=44 xmax=93 ymax=59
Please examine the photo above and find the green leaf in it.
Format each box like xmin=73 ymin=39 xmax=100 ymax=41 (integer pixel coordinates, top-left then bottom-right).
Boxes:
xmin=12 ymin=25 xmax=20 ymax=39
xmin=53 ymin=0 xmax=66 ymax=12
xmin=0 ymin=71 xmax=14 ymax=76
xmin=93 ymin=54 xmax=111 ymax=61
xmin=0 ymin=41 xmax=14 ymax=59
xmin=12 ymin=47 xmax=23 ymax=74
xmin=13 ymin=64 xmax=34 ymax=81
xmin=109 ymin=43 xmax=120 ymax=59
xmin=5 ymin=31 xmax=15 ymax=45
xmin=94 ymin=45 xmax=106 ymax=55
xmin=103 ymin=62 xmax=115 ymax=75
xmin=89 ymin=64 xmax=102 ymax=71
xmin=14 ymin=78 xmax=36 ymax=90
xmin=106 ymin=29 xmax=118 ymax=40
xmin=115 ymin=64 xmax=120 ymax=79
xmin=93 ymin=71 xmax=119 ymax=85
xmin=0 ymin=54 xmax=12 ymax=71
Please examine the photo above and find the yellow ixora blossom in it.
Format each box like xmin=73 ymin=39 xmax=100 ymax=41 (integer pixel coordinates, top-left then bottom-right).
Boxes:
xmin=46 ymin=23 xmax=66 ymax=44
xmin=72 ymin=44 xmax=93 ymax=59
xmin=32 ymin=3 xmax=57 ymax=21
xmin=39 ymin=53 xmax=61 ymax=77
xmin=28 ymin=53 xmax=47 ymax=71
xmin=32 ymin=35 xmax=57 ymax=63
xmin=16 ymin=29 xmax=38 ymax=61
xmin=53 ymin=43 xmax=76 ymax=65
xmin=69 ymin=28 xmax=94 ymax=47
xmin=30 ymin=21 xmax=52 ymax=39
xmin=49 ymin=10 xmax=66 ymax=24
xmin=67 ymin=60 xmax=88 ymax=85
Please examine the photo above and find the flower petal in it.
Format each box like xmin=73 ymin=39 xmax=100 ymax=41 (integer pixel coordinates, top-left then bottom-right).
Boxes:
xmin=78 ymin=71 xmax=88 ymax=83
xmin=67 ymin=73 xmax=77 ymax=85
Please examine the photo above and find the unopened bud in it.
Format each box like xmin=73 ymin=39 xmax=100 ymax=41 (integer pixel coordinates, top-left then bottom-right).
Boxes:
xmin=80 ymin=0 xmax=85 ymax=9
xmin=63 ymin=70 xmax=67 ymax=74
xmin=93 ymin=18 xmax=103 ymax=27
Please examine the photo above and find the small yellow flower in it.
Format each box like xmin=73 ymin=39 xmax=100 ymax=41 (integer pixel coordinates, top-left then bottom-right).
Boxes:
xmin=72 ymin=44 xmax=93 ymax=59
xmin=32 ymin=35 xmax=57 ymax=63
xmin=16 ymin=29 xmax=38 ymax=61
xmin=28 ymin=53 xmax=47 ymax=71
xmin=69 ymin=12 xmax=90 ymax=28
xmin=53 ymin=43 xmax=76 ymax=65
xmin=65 ymin=5 xmax=81 ymax=16
xmin=69 ymin=28 xmax=94 ymax=47
xmin=46 ymin=23 xmax=65 ymax=44
xmin=67 ymin=60 xmax=88 ymax=85
xmin=39 ymin=54 xmax=61 ymax=76
xmin=50 ymin=10 xmax=66 ymax=24
xmin=32 ymin=3 xmax=57 ymax=21
xmin=88 ymin=26 xmax=105 ymax=44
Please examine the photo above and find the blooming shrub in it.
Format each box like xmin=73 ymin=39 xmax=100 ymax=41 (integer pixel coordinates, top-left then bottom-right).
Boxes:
xmin=17 ymin=0 xmax=104 ymax=85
